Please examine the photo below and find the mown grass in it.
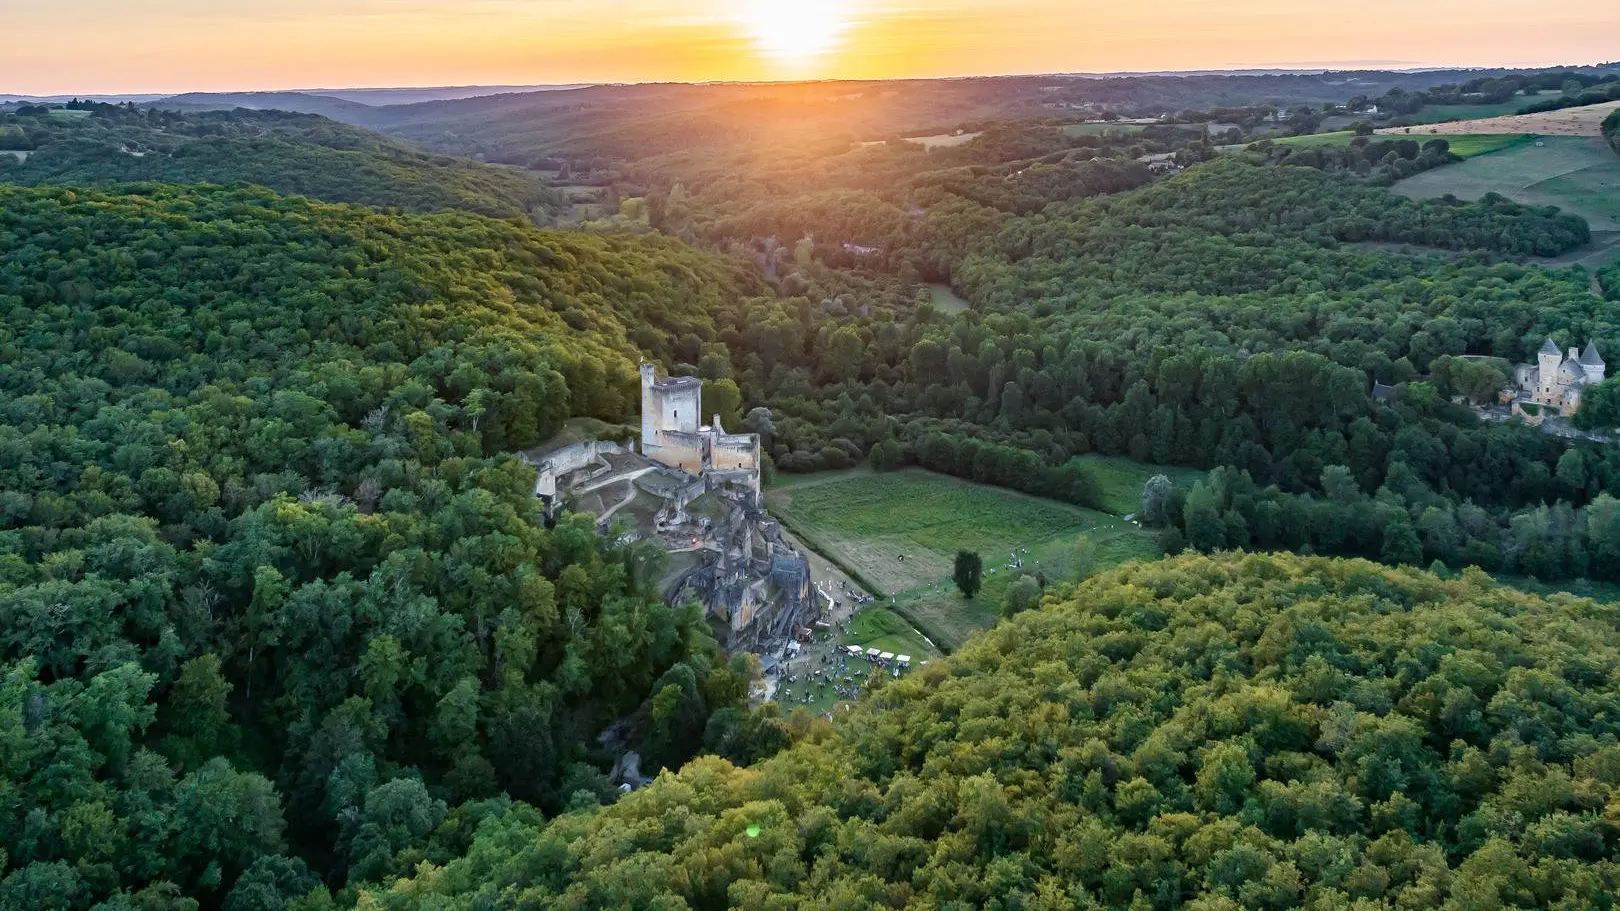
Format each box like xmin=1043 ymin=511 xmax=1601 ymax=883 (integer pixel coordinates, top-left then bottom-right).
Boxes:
xmin=767 ymin=467 xmax=1164 ymax=652
xmin=1075 ymin=454 xmax=1207 ymax=517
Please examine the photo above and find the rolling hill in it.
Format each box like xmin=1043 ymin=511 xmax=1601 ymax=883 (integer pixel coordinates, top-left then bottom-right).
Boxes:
xmin=0 ymin=103 xmax=555 ymax=217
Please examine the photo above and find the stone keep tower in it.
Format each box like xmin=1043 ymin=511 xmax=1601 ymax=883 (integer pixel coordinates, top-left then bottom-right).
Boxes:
xmin=1538 ymin=338 xmax=1563 ymax=405
xmin=640 ymin=363 xmax=702 ymax=466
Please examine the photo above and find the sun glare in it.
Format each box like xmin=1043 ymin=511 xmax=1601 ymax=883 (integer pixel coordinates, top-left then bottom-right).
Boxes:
xmin=739 ymin=0 xmax=850 ymax=64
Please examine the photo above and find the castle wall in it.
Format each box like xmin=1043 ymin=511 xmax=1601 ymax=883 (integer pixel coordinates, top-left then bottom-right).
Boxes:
xmin=711 ymin=436 xmax=759 ymax=471
xmin=529 ymin=439 xmax=631 ymax=499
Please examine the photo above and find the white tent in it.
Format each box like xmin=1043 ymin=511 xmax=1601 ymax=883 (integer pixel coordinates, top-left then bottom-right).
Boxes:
xmin=879 ymin=652 xmax=895 ymax=662
xmin=897 ymin=655 xmax=911 ymax=667
xmin=845 ymin=645 xmax=864 ymax=657
xmin=866 ymin=648 xmax=881 ymax=659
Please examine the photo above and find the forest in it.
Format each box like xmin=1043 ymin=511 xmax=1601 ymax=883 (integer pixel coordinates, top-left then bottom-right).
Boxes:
xmin=0 ymin=104 xmax=553 ymax=219
xmin=0 ymin=183 xmax=794 ymax=908
xmin=357 ymin=553 xmax=1620 ymax=910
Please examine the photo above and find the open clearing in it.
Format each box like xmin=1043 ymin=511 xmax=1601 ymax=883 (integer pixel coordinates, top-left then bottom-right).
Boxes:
xmin=1392 ymin=136 xmax=1620 ymax=234
xmin=904 ymin=132 xmax=982 ymax=149
xmin=1378 ymin=100 xmax=1620 ymax=138
xmin=767 ymin=467 xmax=1161 ymax=651
xmin=766 ymin=468 xmax=1138 ymax=595
xmin=1076 ymin=454 xmax=1207 ymax=517
xmin=927 ymin=283 xmax=971 ymax=313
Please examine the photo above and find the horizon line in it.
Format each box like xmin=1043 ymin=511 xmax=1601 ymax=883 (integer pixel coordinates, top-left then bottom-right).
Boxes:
xmin=6 ymin=58 xmax=1619 ymax=102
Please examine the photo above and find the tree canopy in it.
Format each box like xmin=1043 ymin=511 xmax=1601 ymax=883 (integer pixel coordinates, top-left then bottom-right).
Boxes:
xmin=362 ymin=553 xmax=1620 ymax=910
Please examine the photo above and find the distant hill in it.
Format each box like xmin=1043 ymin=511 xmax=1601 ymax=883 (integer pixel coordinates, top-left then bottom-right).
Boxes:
xmin=309 ymin=84 xmax=593 ymax=105
xmin=147 ymin=91 xmax=379 ymax=121
xmin=0 ymin=103 xmax=554 ymax=218
xmin=345 ymin=67 xmax=1620 ymax=167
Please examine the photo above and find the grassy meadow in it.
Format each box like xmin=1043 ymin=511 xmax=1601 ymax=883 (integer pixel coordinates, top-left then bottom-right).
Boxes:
xmin=767 ymin=466 xmax=1164 ymax=652
xmin=1393 ymin=136 xmax=1620 ymax=233
xmin=1271 ymin=132 xmax=1531 ymax=159
xmin=927 ymin=282 xmax=971 ymax=313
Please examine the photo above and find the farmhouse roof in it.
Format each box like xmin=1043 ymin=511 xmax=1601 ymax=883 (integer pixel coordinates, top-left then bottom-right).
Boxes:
xmin=1541 ymin=338 xmax=1562 ymax=356
xmin=1581 ymin=341 xmax=1605 ymax=367
xmin=1371 ymin=381 xmax=1400 ymax=403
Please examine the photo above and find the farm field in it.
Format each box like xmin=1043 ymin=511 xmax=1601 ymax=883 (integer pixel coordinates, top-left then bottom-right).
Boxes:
xmin=1392 ymin=136 xmax=1620 ymax=233
xmin=767 ymin=467 xmax=1161 ymax=652
xmin=1272 ymin=132 xmax=1532 ymax=159
xmin=927 ymin=282 xmax=970 ymax=313
xmin=1378 ymin=99 xmax=1620 ymax=138
xmin=1404 ymin=95 xmax=1553 ymax=124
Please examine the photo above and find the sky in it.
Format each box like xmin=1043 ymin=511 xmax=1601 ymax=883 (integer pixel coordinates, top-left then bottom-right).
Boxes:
xmin=4 ymin=0 xmax=1618 ymax=95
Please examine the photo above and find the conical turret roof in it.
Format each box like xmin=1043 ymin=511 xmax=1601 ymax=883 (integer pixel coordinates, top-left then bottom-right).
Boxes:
xmin=1580 ymin=341 xmax=1604 ymax=367
xmin=1541 ymin=338 xmax=1562 ymax=356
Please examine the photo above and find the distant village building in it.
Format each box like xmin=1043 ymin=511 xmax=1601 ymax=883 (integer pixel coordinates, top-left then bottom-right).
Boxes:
xmin=1511 ymin=339 xmax=1605 ymax=417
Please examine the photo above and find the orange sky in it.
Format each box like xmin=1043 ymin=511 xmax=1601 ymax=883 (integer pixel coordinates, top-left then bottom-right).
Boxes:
xmin=4 ymin=0 xmax=1618 ymax=95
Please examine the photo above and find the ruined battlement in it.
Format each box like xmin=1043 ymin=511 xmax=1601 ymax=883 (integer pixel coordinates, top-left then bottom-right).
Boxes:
xmin=638 ymin=364 xmax=763 ymax=506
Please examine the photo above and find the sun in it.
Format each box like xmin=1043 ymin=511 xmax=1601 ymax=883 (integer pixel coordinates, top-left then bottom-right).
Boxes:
xmin=739 ymin=0 xmax=851 ymax=65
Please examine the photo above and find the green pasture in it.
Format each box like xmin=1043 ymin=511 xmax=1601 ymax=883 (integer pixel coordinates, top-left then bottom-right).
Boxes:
xmin=767 ymin=466 xmax=1163 ymax=652
xmin=1392 ymin=136 xmax=1620 ymax=232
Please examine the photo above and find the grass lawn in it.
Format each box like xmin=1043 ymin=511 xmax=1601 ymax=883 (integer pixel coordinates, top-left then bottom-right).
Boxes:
xmin=847 ymin=608 xmax=937 ymax=657
xmin=766 ymin=467 xmax=1139 ymax=595
xmin=767 ymin=467 xmax=1162 ymax=651
xmin=1392 ymin=136 xmax=1620 ymax=232
xmin=927 ymin=283 xmax=971 ymax=313
xmin=1076 ymin=454 xmax=1207 ymax=517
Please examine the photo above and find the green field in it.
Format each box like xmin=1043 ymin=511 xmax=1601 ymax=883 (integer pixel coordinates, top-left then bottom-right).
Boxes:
xmin=1439 ymin=134 xmax=1537 ymax=158
xmin=927 ymin=282 xmax=970 ymax=313
xmin=1062 ymin=122 xmax=1148 ymax=137
xmin=1405 ymin=94 xmax=1551 ymax=125
xmin=767 ymin=467 xmax=1162 ymax=651
xmin=1075 ymin=454 xmax=1207 ymax=517
xmin=1272 ymin=132 xmax=1531 ymax=159
xmin=1392 ymin=136 xmax=1620 ymax=235
xmin=766 ymin=468 xmax=1143 ymax=594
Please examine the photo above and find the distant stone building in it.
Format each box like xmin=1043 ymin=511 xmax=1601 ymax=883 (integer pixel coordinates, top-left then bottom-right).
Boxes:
xmin=1512 ymin=339 xmax=1605 ymax=416
xmin=639 ymin=363 xmax=762 ymax=505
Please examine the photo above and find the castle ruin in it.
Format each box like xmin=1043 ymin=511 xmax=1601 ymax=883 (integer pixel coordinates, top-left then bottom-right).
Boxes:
xmin=522 ymin=364 xmax=810 ymax=652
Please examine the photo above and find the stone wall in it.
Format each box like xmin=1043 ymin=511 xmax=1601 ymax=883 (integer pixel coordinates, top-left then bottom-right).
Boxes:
xmin=528 ymin=439 xmax=630 ymax=499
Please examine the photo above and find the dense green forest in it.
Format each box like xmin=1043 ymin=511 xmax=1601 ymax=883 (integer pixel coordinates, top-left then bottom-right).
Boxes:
xmin=0 ymin=183 xmax=793 ymax=907
xmin=358 ymin=553 xmax=1620 ymax=910
xmin=0 ymin=104 xmax=553 ymax=218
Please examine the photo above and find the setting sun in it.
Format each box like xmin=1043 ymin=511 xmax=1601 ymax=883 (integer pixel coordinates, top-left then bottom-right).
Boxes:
xmin=738 ymin=0 xmax=851 ymax=64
